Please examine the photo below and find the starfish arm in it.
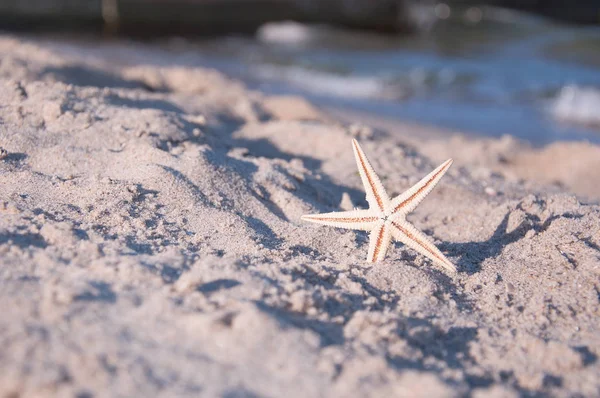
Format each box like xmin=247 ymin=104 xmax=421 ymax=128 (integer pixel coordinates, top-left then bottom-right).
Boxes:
xmin=390 ymin=159 xmax=453 ymax=217
xmin=351 ymin=139 xmax=390 ymax=212
xmin=302 ymin=209 xmax=379 ymax=231
xmin=390 ymin=220 xmax=456 ymax=273
xmin=367 ymin=222 xmax=392 ymax=262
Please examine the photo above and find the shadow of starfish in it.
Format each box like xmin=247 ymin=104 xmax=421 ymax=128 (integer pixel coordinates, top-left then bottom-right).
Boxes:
xmin=441 ymin=210 xmax=583 ymax=274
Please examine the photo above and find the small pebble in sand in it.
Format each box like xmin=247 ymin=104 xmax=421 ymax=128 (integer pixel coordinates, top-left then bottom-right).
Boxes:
xmin=42 ymin=101 xmax=63 ymax=122
xmin=485 ymin=186 xmax=497 ymax=196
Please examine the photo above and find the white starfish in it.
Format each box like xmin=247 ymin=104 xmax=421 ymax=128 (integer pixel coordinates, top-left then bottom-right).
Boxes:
xmin=302 ymin=139 xmax=456 ymax=273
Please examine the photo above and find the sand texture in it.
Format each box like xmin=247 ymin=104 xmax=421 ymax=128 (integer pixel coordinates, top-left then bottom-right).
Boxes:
xmin=0 ymin=36 xmax=599 ymax=397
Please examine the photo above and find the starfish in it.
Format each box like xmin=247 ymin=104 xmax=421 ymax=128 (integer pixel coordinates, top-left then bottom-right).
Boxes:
xmin=302 ymin=139 xmax=456 ymax=273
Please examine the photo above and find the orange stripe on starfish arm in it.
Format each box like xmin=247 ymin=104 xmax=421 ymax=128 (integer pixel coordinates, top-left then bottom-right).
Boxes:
xmin=352 ymin=139 xmax=385 ymax=211
xmin=391 ymin=221 xmax=447 ymax=264
xmin=371 ymin=224 xmax=386 ymax=261
xmin=393 ymin=159 xmax=453 ymax=214
xmin=302 ymin=215 xmax=379 ymax=223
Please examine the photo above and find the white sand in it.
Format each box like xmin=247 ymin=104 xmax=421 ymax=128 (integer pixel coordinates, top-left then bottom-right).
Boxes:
xmin=0 ymin=35 xmax=599 ymax=397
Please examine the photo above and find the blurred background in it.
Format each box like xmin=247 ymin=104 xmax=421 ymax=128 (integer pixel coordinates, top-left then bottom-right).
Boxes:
xmin=1 ymin=0 xmax=600 ymax=144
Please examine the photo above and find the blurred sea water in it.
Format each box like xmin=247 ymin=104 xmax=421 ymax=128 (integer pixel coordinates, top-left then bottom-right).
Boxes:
xmin=191 ymin=6 xmax=600 ymax=145
xmin=42 ymin=5 xmax=600 ymax=145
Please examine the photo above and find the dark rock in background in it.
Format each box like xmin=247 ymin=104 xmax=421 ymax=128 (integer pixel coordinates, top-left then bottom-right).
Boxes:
xmin=118 ymin=0 xmax=415 ymax=34
xmin=0 ymin=0 xmax=413 ymax=35
xmin=0 ymin=0 xmax=598 ymax=35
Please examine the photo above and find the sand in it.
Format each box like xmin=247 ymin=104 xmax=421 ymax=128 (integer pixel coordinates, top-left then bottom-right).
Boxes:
xmin=0 ymin=34 xmax=599 ymax=398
